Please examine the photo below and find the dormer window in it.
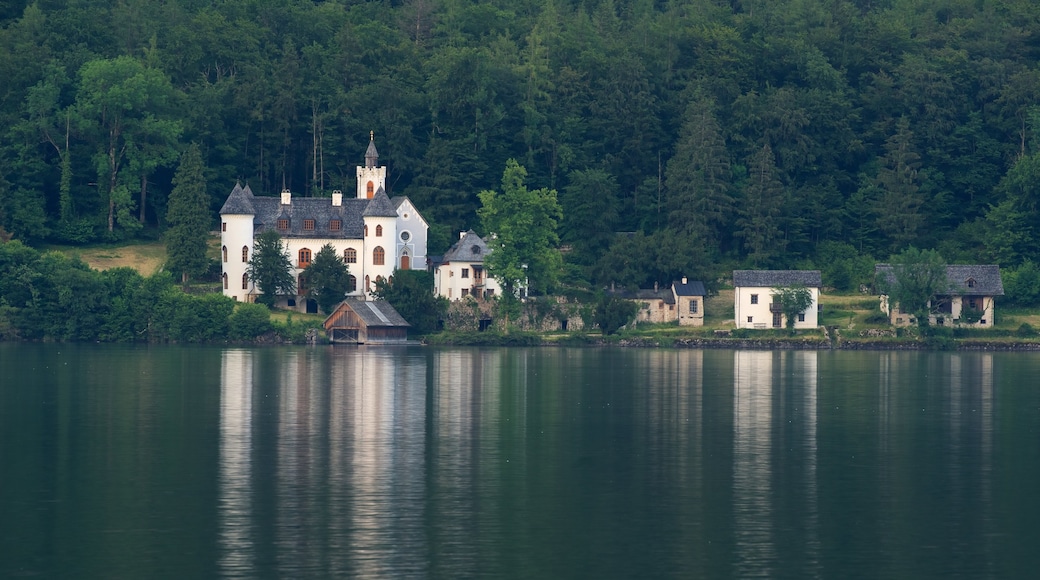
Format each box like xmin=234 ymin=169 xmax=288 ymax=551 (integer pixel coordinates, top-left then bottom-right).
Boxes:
xmin=472 ymin=245 xmax=481 ymax=254
xmin=966 ymin=278 xmax=976 ymax=288
xmin=303 ymin=219 xmax=315 ymax=231
xmin=330 ymin=220 xmax=341 ymax=231
xmin=277 ymin=219 xmax=289 ymax=231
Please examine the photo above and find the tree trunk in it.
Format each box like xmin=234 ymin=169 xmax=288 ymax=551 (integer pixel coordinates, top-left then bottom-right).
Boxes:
xmin=139 ymin=173 xmax=147 ymax=223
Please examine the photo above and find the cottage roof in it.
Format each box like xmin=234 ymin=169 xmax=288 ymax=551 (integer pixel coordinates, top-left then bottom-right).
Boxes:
xmin=219 ymin=183 xmax=256 ymax=215
xmin=442 ymin=230 xmax=491 ymax=263
xmin=324 ymin=298 xmax=410 ymax=328
xmin=672 ymin=279 xmax=707 ymax=296
xmin=733 ymin=270 xmax=822 ymax=288
xmin=362 ymin=187 xmax=399 ymax=217
xmin=875 ymin=264 xmax=1004 ymax=296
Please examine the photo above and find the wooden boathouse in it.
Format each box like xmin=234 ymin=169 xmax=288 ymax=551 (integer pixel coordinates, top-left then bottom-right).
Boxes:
xmin=323 ymin=299 xmax=410 ymax=344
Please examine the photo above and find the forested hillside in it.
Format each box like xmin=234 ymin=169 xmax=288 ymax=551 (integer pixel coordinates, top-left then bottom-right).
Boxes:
xmin=3 ymin=0 xmax=1040 ymax=294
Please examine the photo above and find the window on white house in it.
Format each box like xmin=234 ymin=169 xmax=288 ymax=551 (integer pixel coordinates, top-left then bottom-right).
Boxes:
xmin=747 ymin=316 xmax=753 ymax=323
xmin=462 ymin=268 xmax=469 ymax=278
xmin=750 ymin=294 xmax=758 ymax=304
xmin=798 ymin=313 xmax=805 ymax=322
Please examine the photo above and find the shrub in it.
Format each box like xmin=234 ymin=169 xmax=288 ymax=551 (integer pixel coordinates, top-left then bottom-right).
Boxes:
xmin=229 ymin=303 xmax=272 ymax=340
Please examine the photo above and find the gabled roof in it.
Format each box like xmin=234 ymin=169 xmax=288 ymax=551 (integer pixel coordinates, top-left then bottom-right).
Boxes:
xmin=362 ymin=187 xmax=399 ymax=217
xmin=324 ymin=298 xmax=410 ymax=328
xmin=733 ymin=270 xmax=822 ymax=287
xmin=442 ymin=230 xmax=491 ymax=263
xmin=219 ymin=183 xmax=256 ymax=215
xmin=673 ymin=280 xmax=707 ymax=297
xmin=875 ymin=264 xmax=1004 ymax=296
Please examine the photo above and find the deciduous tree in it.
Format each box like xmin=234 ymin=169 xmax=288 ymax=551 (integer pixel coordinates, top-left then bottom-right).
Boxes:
xmin=304 ymin=243 xmax=350 ymax=314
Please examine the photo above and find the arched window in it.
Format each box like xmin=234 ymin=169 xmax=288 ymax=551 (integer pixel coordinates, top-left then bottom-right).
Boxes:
xmin=222 ymin=246 xmax=227 ymax=262
xmin=365 ymin=275 xmax=371 ymax=292
xmin=373 ymin=246 xmax=385 ymax=265
xmin=366 ymin=181 xmax=374 ymax=198
xmin=344 ymin=248 xmax=357 ymax=263
xmin=242 ymin=246 xmax=248 ymax=262
xmin=242 ymin=273 xmax=249 ymax=290
xmin=222 ymin=273 xmax=228 ymax=289
xmin=364 ymin=225 xmax=368 ymax=237
xmin=375 ymin=224 xmax=383 ymax=237
xmin=299 ymin=248 xmax=312 ymax=268
xmin=347 ymin=275 xmax=357 ymax=293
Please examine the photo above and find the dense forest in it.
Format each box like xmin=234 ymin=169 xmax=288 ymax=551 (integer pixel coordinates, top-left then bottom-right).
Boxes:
xmin=3 ymin=0 xmax=1040 ymax=296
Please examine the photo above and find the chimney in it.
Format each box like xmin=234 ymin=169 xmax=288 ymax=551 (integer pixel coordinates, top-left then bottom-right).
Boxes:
xmin=460 ymin=231 xmax=466 ymax=240
xmin=280 ymin=188 xmax=291 ymax=205
xmin=682 ymin=276 xmax=688 ymax=285
xmin=654 ymin=281 xmax=659 ymax=292
xmin=332 ymin=190 xmax=342 ymax=206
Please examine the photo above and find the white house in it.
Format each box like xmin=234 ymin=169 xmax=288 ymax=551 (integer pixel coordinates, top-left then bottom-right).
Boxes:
xmin=733 ymin=270 xmax=822 ymax=329
xmin=219 ymin=134 xmax=428 ymax=312
xmin=432 ymin=230 xmax=502 ymax=300
xmin=875 ymin=264 xmax=1004 ymax=327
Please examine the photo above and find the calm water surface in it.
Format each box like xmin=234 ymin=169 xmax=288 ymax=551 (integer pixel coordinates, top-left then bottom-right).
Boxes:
xmin=2 ymin=343 xmax=1040 ymax=578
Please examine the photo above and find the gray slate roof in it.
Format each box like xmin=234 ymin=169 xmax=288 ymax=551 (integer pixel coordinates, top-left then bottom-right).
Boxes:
xmin=733 ymin=270 xmax=822 ymax=287
xmin=442 ymin=230 xmax=491 ymax=263
xmin=365 ymin=138 xmax=379 ymax=168
xmin=875 ymin=264 xmax=1004 ymax=295
xmin=219 ymin=183 xmax=256 ymax=215
xmin=219 ymin=185 xmax=406 ymax=239
xmin=362 ymin=187 xmax=399 ymax=217
xmin=673 ymin=279 xmax=707 ymax=296
xmin=332 ymin=299 xmax=410 ymax=328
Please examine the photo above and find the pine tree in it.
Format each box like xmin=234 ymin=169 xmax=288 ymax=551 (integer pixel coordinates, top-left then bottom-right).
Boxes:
xmin=736 ymin=144 xmax=785 ymax=266
xmin=247 ymin=230 xmax=295 ymax=308
xmin=164 ymin=144 xmax=210 ymax=284
xmin=304 ymin=244 xmax=350 ymax=314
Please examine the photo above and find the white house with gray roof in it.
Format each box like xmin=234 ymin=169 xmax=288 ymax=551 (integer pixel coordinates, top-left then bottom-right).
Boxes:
xmin=219 ymin=134 xmax=428 ymax=311
xmin=875 ymin=264 xmax=1003 ymax=327
xmin=733 ymin=270 xmax=822 ymax=329
xmin=432 ymin=230 xmax=503 ymax=300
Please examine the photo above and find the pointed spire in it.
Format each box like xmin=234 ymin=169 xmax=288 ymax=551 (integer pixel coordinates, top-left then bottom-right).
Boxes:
xmin=363 ymin=186 xmax=398 ymax=217
xmin=220 ymin=182 xmax=256 ymax=215
xmin=365 ymin=131 xmax=379 ymax=168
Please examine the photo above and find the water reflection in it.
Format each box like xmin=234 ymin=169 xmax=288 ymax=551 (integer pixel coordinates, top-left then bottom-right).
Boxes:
xmin=209 ymin=346 xmax=1026 ymax=579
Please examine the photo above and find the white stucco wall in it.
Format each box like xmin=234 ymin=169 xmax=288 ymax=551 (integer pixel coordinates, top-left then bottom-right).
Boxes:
xmin=734 ymin=286 xmax=819 ymax=329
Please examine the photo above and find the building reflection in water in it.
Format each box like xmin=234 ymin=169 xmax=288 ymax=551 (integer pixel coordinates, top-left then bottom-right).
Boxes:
xmin=732 ymin=350 xmax=819 ymax=577
xmin=218 ymin=349 xmax=256 ymax=577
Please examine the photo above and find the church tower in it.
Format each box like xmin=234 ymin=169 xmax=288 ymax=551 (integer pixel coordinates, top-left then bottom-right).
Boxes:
xmin=356 ymin=131 xmax=386 ymax=199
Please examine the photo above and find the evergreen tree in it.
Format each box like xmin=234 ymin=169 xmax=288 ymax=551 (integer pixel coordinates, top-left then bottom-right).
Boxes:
xmin=304 ymin=243 xmax=350 ymax=314
xmin=665 ymin=98 xmax=733 ymax=251
xmin=247 ymin=230 xmax=295 ymax=308
xmin=736 ymin=143 xmax=785 ymax=266
xmin=164 ymin=144 xmax=209 ymax=284
xmin=374 ymin=269 xmax=446 ymax=335
xmin=874 ymin=117 xmax=924 ymax=251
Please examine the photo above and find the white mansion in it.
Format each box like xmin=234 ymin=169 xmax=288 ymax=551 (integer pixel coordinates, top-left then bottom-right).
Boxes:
xmin=219 ymin=135 xmax=428 ymax=311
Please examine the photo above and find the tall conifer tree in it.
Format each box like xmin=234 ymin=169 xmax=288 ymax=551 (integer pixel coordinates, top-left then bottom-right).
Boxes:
xmin=165 ymin=144 xmax=209 ymax=284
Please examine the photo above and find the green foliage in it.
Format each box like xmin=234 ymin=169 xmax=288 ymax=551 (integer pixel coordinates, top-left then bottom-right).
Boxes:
xmin=247 ymin=230 xmax=295 ymax=308
xmin=373 ymin=269 xmax=446 ymax=335
xmin=478 ymin=160 xmax=563 ymax=297
xmin=165 ymin=144 xmax=210 ymax=284
xmin=771 ymin=285 xmax=815 ymax=333
xmin=879 ymin=247 xmax=950 ymax=327
xmin=229 ymin=303 xmax=272 ymax=340
xmin=1016 ymin=323 xmax=1036 ymax=337
xmin=594 ymin=294 xmax=639 ymax=335
xmin=304 ymin=243 xmax=350 ymax=314
xmin=817 ymin=242 xmax=874 ymax=292
xmin=1003 ymin=261 xmax=1040 ymax=307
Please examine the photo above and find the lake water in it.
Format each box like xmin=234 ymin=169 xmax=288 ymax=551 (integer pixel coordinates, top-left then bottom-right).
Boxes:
xmin=2 ymin=343 xmax=1039 ymax=578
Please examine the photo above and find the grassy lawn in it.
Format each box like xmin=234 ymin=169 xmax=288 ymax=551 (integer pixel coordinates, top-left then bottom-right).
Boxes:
xmin=46 ymin=233 xmax=222 ymax=276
